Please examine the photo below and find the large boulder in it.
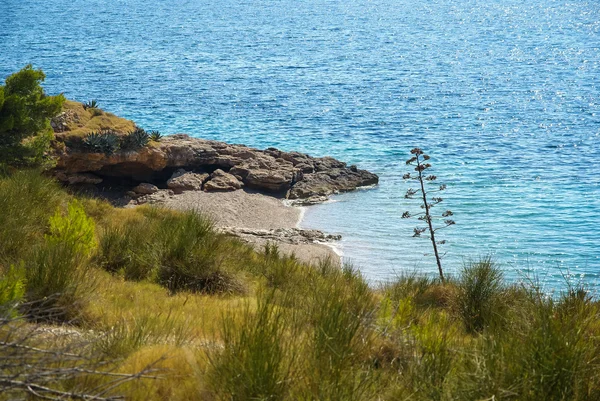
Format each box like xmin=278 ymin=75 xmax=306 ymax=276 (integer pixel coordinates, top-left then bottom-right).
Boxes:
xmin=204 ymin=169 xmax=243 ymax=192
xmin=132 ymin=183 xmax=159 ymax=195
xmin=167 ymin=169 xmax=209 ymax=193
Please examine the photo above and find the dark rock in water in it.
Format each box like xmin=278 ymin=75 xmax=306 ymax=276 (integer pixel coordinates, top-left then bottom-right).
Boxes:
xmin=53 ymin=134 xmax=378 ymax=203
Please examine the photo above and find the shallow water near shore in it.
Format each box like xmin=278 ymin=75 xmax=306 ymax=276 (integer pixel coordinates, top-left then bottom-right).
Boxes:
xmin=2 ymin=0 xmax=599 ymax=289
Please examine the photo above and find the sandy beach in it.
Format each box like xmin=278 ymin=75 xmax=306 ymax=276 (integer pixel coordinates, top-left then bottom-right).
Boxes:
xmin=156 ymin=189 xmax=341 ymax=265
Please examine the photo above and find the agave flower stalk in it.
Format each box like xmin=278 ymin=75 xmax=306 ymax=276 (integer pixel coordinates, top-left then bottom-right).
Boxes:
xmin=402 ymin=148 xmax=454 ymax=282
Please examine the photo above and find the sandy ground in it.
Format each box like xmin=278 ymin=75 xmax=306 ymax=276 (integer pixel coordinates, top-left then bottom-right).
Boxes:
xmin=158 ymin=189 xmax=340 ymax=265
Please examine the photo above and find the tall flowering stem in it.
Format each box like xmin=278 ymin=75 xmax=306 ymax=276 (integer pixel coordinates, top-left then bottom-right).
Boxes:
xmin=402 ymin=148 xmax=454 ymax=282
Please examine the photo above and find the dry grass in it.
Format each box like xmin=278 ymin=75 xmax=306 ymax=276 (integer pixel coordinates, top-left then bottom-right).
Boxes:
xmin=2 ymin=171 xmax=600 ymax=401
xmin=55 ymin=100 xmax=136 ymax=138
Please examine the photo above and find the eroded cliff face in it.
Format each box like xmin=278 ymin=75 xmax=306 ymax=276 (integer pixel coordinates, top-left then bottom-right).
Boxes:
xmin=53 ymin=133 xmax=378 ymax=201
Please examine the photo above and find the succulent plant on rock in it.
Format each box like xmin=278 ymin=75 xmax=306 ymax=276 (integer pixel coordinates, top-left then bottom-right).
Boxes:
xmin=121 ymin=127 xmax=150 ymax=151
xmin=149 ymin=130 xmax=163 ymax=142
xmin=83 ymin=129 xmax=120 ymax=155
xmin=82 ymin=100 xmax=99 ymax=110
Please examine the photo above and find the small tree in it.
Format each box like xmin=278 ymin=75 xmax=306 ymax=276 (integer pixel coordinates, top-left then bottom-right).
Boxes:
xmin=0 ymin=65 xmax=65 ymax=167
xmin=402 ymin=148 xmax=454 ymax=282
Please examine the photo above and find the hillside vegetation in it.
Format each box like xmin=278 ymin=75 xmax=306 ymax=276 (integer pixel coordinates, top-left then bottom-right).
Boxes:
xmin=1 ymin=66 xmax=599 ymax=400
xmin=53 ymin=99 xmax=136 ymax=138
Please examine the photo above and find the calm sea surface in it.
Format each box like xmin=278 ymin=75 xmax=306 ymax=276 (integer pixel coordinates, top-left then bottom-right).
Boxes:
xmin=2 ymin=0 xmax=599 ymax=289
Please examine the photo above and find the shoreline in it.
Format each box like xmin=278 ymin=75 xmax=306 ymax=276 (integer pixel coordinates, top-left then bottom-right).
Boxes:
xmin=149 ymin=188 xmax=342 ymax=266
xmin=295 ymin=202 xmax=345 ymax=262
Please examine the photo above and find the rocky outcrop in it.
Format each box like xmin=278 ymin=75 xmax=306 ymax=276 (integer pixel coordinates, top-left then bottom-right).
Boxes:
xmin=54 ymin=134 xmax=378 ymax=201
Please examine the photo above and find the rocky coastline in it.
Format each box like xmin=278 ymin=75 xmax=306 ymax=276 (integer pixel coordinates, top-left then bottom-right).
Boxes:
xmin=52 ymin=118 xmax=378 ymax=263
xmin=53 ymin=133 xmax=378 ymax=205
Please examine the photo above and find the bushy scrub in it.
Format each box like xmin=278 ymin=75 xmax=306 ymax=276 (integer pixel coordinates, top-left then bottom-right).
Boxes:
xmin=24 ymin=199 xmax=97 ymax=321
xmin=0 ymin=170 xmax=64 ymax=263
xmin=0 ymin=266 xmax=26 ymax=317
xmin=298 ymin=265 xmax=377 ymax=401
xmin=156 ymin=212 xmax=238 ymax=293
xmin=98 ymin=218 xmax=160 ymax=281
xmin=96 ymin=208 xmax=244 ymax=294
xmin=454 ymin=257 xmax=505 ymax=333
xmin=0 ymin=65 xmax=65 ymax=167
xmin=208 ymin=290 xmax=296 ymax=401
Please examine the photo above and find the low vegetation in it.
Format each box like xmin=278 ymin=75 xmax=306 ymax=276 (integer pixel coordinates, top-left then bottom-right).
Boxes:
xmin=58 ymin=99 xmax=136 ymax=138
xmin=1 ymin=66 xmax=599 ymax=399
xmin=0 ymin=170 xmax=598 ymax=400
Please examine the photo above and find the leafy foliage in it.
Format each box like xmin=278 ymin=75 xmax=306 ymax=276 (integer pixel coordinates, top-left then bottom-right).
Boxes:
xmin=0 ymin=265 xmax=26 ymax=317
xmin=402 ymin=148 xmax=454 ymax=281
xmin=47 ymin=199 xmax=97 ymax=257
xmin=0 ymin=65 xmax=64 ymax=167
xmin=24 ymin=200 xmax=97 ymax=321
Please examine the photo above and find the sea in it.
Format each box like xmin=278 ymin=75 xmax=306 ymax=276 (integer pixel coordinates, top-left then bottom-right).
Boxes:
xmin=1 ymin=0 xmax=599 ymax=291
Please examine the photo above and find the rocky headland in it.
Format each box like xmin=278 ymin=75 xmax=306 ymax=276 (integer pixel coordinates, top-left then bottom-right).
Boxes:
xmin=51 ymin=104 xmax=378 ymax=263
xmin=53 ymin=133 xmax=378 ymax=205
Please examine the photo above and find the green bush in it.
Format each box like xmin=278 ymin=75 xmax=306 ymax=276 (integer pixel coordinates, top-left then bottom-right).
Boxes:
xmin=208 ymin=290 xmax=296 ymax=401
xmin=299 ymin=265 xmax=376 ymax=401
xmin=23 ymin=200 xmax=96 ymax=321
xmin=156 ymin=212 xmax=240 ymax=294
xmin=455 ymin=257 xmax=505 ymax=333
xmin=47 ymin=199 xmax=97 ymax=256
xmin=0 ymin=65 xmax=64 ymax=167
xmin=96 ymin=209 xmax=244 ymax=294
xmin=97 ymin=219 xmax=159 ymax=281
xmin=0 ymin=265 xmax=26 ymax=317
xmin=0 ymin=170 xmax=64 ymax=263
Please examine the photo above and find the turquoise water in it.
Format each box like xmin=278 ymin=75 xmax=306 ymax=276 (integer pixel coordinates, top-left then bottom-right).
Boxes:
xmin=2 ymin=0 xmax=599 ymax=288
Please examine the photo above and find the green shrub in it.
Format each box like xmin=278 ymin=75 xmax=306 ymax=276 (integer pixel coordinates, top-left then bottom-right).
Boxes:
xmin=455 ymin=257 xmax=505 ymax=333
xmin=156 ymin=212 xmax=241 ymax=294
xmin=121 ymin=127 xmax=149 ymax=151
xmin=0 ymin=65 xmax=65 ymax=167
xmin=0 ymin=265 xmax=26 ymax=317
xmin=97 ymin=220 xmax=159 ymax=281
xmin=23 ymin=200 xmax=96 ymax=321
xmin=0 ymin=170 xmax=64 ymax=263
xmin=47 ymin=199 xmax=97 ymax=256
xmin=208 ymin=290 xmax=296 ymax=401
xmin=96 ymin=209 xmax=244 ymax=294
xmin=298 ymin=265 xmax=376 ymax=401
